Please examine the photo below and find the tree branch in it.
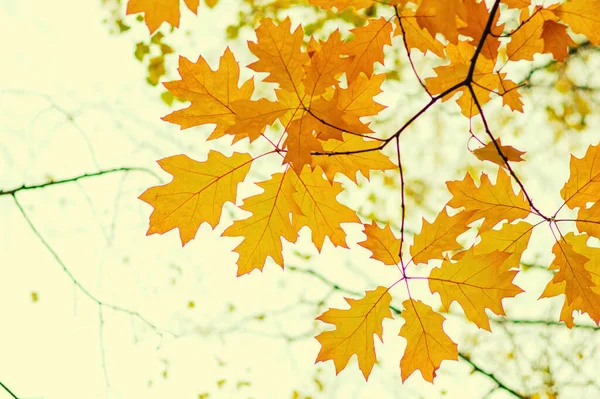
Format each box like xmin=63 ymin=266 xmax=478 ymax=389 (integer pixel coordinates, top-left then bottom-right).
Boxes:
xmin=0 ymin=380 xmax=19 ymax=399
xmin=0 ymin=167 xmax=161 ymax=197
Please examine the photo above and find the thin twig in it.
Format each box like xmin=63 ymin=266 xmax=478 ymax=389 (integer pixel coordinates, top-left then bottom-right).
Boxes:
xmin=0 ymin=167 xmax=161 ymax=197
xmin=459 ymin=353 xmax=528 ymax=399
xmin=0 ymin=380 xmax=19 ymax=399
xmin=12 ymin=195 xmax=174 ymax=338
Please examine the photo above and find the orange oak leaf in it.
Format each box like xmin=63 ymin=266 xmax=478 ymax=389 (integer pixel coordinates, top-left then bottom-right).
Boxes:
xmin=446 ymin=168 xmax=531 ymax=233
xmin=248 ymin=18 xmax=309 ymax=94
xmin=560 ymin=143 xmax=600 ymax=209
xmin=399 ymin=299 xmax=458 ymax=382
xmin=342 ymin=17 xmax=393 ymax=81
xmin=291 ymin=167 xmax=361 ymax=251
xmin=226 ymin=98 xmax=290 ymax=142
xmin=395 ymin=10 xmax=445 ymax=58
xmin=311 ymin=133 xmax=396 ymax=184
xmin=308 ymin=73 xmax=386 ymax=140
xmin=429 ymin=250 xmax=523 ymax=330
xmin=551 ymin=0 xmax=600 ymax=45
xmin=139 ymin=151 xmax=253 ymax=246
xmin=315 ymin=286 xmax=393 ymax=381
xmin=577 ymin=202 xmax=600 ymax=239
xmin=425 ymin=42 xmax=523 ymax=117
xmin=415 ymin=0 xmax=467 ymax=44
xmin=539 ymin=233 xmax=600 ymax=327
xmin=358 ymin=222 xmax=401 ymax=266
xmin=303 ymin=30 xmax=348 ymax=97
xmin=501 ymin=0 xmax=530 ymax=9
xmin=541 ymin=20 xmax=576 ymax=62
xmin=472 ymin=138 xmax=526 ymax=168
xmin=162 ymin=48 xmax=255 ymax=142
xmin=506 ymin=8 xmax=545 ymax=62
xmin=458 ymin=0 xmax=504 ymax=60
xmin=126 ymin=0 xmax=199 ymax=33
xmin=222 ymin=170 xmax=301 ymax=276
xmin=410 ymin=208 xmax=474 ymax=265
xmin=308 ymin=0 xmax=374 ymax=10
xmin=282 ymin=116 xmax=324 ymax=174
xmin=453 ymin=221 xmax=533 ymax=268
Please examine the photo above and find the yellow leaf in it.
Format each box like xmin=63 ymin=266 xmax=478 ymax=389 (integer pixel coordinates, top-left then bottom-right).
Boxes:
xmin=315 ymin=286 xmax=393 ymax=380
xmin=395 ymin=10 xmax=445 ymax=58
xmin=540 ymin=233 xmax=600 ymax=327
xmin=291 ymin=167 xmax=360 ymax=251
xmin=541 ymin=20 xmax=576 ymax=62
xmin=415 ymin=0 xmax=467 ymax=44
xmin=454 ymin=221 xmax=533 ymax=269
xmin=162 ymin=48 xmax=254 ymax=142
xmin=223 ymin=170 xmax=301 ymax=276
xmin=472 ymin=138 xmax=526 ymax=168
xmin=126 ymin=0 xmax=199 ymax=33
xmin=303 ymin=30 xmax=348 ymax=97
xmin=248 ymin=18 xmax=309 ymax=94
xmin=139 ymin=151 xmax=253 ymax=246
xmin=410 ymin=208 xmax=474 ymax=265
xmin=560 ymin=143 xmax=600 ymax=209
xmin=342 ymin=18 xmax=393 ymax=81
xmin=429 ymin=250 xmax=523 ymax=330
xmin=446 ymin=168 xmax=531 ymax=232
xmin=311 ymin=133 xmax=396 ymax=184
xmin=552 ymin=0 xmax=600 ymax=45
xmin=358 ymin=222 xmax=400 ymax=266
xmin=506 ymin=8 xmax=545 ymax=62
xmin=399 ymin=299 xmax=458 ymax=382
xmin=577 ymin=202 xmax=600 ymax=239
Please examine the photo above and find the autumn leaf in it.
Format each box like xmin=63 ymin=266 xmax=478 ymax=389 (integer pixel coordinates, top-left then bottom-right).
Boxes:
xmin=458 ymin=0 xmax=504 ymax=60
xmin=283 ymin=116 xmax=324 ymax=173
xmin=395 ymin=10 xmax=445 ymax=58
xmin=446 ymin=168 xmax=531 ymax=232
xmin=425 ymin=41 xmax=523 ymax=117
xmin=429 ymin=249 xmax=523 ymax=331
xmin=577 ymin=202 xmax=600 ymax=239
xmin=248 ymin=18 xmax=309 ymax=94
xmin=342 ymin=17 xmax=393 ymax=81
xmin=162 ymin=48 xmax=255 ymax=142
xmin=560 ymin=143 xmax=600 ymax=209
xmin=315 ymin=286 xmax=393 ymax=381
xmin=223 ymin=170 xmax=301 ymax=276
xmin=540 ymin=233 xmax=600 ymax=327
xmin=410 ymin=208 xmax=474 ymax=265
xmin=358 ymin=222 xmax=401 ymax=266
xmin=139 ymin=151 xmax=253 ymax=246
xmin=291 ymin=167 xmax=360 ymax=251
xmin=415 ymin=0 xmax=467 ymax=44
xmin=541 ymin=20 xmax=576 ymax=62
xmin=472 ymin=138 xmax=526 ymax=168
xmin=303 ymin=30 xmax=348 ymax=97
xmin=454 ymin=221 xmax=533 ymax=268
xmin=311 ymin=133 xmax=396 ymax=183
xmin=399 ymin=299 xmax=458 ymax=382
xmin=127 ymin=0 xmax=199 ymax=33
xmin=506 ymin=8 xmax=545 ymax=62
xmin=551 ymin=0 xmax=600 ymax=45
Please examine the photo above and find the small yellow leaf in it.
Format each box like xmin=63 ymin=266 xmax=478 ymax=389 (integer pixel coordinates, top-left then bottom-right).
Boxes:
xmin=315 ymin=286 xmax=393 ymax=380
